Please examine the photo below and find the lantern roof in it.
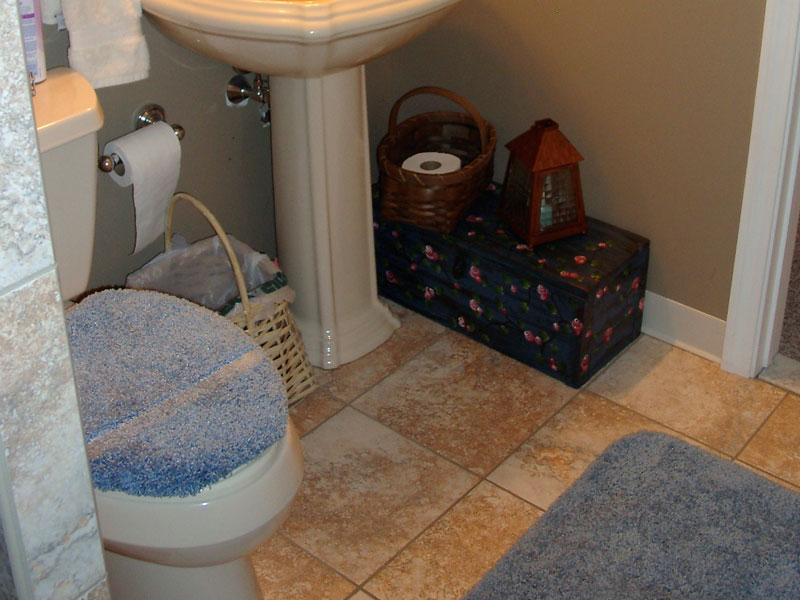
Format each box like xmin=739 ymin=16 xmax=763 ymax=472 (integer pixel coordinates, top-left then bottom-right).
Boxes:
xmin=506 ymin=119 xmax=583 ymax=172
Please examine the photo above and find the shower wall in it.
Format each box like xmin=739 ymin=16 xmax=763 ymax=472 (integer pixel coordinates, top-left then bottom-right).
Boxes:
xmin=0 ymin=496 xmax=18 ymax=600
xmin=0 ymin=0 xmax=109 ymax=597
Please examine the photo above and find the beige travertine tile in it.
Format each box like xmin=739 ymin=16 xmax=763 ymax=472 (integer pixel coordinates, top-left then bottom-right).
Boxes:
xmin=588 ymin=335 xmax=786 ymax=455
xmin=364 ymin=481 xmax=541 ymax=600
xmin=313 ymin=311 xmax=446 ymax=403
xmin=738 ymin=394 xmax=800 ymax=487
xmin=488 ymin=391 xmax=711 ymax=509
xmin=0 ymin=272 xmax=106 ymax=597
xmin=759 ymin=353 xmax=800 ymax=395
xmin=290 ymin=388 xmax=346 ymax=437
xmin=281 ymin=408 xmax=478 ymax=584
xmin=81 ymin=579 xmax=111 ymax=600
xmin=349 ymin=592 xmax=379 ymax=600
xmin=353 ymin=331 xmax=575 ymax=476
xmin=251 ymin=534 xmax=355 ymax=600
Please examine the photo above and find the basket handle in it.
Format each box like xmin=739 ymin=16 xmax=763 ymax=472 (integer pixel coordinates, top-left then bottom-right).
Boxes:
xmin=165 ymin=192 xmax=255 ymax=332
xmin=388 ymin=86 xmax=489 ymax=153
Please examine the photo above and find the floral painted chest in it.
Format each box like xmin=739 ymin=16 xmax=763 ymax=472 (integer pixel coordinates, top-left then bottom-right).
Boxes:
xmin=373 ymin=184 xmax=650 ymax=387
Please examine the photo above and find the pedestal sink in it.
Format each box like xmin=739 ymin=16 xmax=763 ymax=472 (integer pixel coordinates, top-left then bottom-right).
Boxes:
xmin=141 ymin=0 xmax=462 ymax=368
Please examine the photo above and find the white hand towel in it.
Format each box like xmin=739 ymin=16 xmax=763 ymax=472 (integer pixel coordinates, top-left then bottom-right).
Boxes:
xmin=41 ymin=0 xmax=61 ymax=25
xmin=62 ymin=0 xmax=150 ymax=88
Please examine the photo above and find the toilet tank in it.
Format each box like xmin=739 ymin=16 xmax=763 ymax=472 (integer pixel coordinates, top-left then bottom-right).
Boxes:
xmin=33 ymin=67 xmax=104 ymax=300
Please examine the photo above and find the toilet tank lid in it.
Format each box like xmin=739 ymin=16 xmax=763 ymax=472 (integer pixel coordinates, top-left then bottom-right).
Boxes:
xmin=33 ymin=67 xmax=104 ymax=153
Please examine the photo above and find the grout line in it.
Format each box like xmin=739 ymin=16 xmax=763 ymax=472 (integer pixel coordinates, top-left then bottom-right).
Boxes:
xmin=303 ymin=371 xmax=581 ymax=596
xmin=358 ymin=477 xmax=485 ymax=596
xmin=347 ymin=402 xmax=482 ymax=479
xmin=481 ymin=388 xmax=581 ymax=482
xmin=0 ymin=265 xmax=57 ymax=298
xmin=290 ymin=394 xmax=349 ymax=438
xmin=733 ymin=460 xmax=800 ymax=493
xmin=323 ymin=320 xmax=449 ymax=407
xmin=732 ymin=391 xmax=789 ymax=462
xmin=276 ymin=533 xmax=361 ymax=590
xmin=588 ymin=389 xmax=739 ymax=459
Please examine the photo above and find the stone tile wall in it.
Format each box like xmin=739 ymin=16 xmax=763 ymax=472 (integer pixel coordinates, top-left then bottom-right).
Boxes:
xmin=0 ymin=0 xmax=108 ymax=597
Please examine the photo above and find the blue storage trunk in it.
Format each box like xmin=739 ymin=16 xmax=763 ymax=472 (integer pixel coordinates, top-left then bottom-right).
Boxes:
xmin=374 ymin=184 xmax=649 ymax=388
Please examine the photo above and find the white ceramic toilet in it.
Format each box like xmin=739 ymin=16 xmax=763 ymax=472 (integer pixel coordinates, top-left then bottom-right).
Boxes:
xmin=33 ymin=67 xmax=304 ymax=600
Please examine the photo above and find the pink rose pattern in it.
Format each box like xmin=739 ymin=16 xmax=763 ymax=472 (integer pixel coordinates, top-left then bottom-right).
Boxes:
xmin=537 ymin=284 xmax=550 ymax=301
xmin=373 ymin=194 xmax=646 ymax=384
xmin=571 ymin=318 xmax=584 ymax=336
xmin=469 ymin=265 xmax=482 ymax=283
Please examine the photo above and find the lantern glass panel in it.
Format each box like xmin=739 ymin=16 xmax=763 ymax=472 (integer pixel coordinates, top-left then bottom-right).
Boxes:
xmin=539 ymin=168 xmax=577 ymax=231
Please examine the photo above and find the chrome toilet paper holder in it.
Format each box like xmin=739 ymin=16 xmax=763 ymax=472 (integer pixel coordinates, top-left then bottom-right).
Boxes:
xmin=98 ymin=104 xmax=184 ymax=175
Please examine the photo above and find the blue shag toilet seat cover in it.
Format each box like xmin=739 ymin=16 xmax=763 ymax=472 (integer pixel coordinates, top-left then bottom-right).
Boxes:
xmin=66 ymin=289 xmax=288 ymax=498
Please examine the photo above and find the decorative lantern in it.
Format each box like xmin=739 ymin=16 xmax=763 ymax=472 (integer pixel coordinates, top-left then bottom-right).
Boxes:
xmin=498 ymin=119 xmax=587 ymax=246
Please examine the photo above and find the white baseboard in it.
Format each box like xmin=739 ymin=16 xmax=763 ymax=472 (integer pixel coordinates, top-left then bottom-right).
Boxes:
xmin=641 ymin=290 xmax=726 ymax=363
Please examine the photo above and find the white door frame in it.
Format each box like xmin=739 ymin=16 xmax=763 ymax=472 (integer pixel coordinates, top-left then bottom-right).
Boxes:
xmin=722 ymin=0 xmax=800 ymax=377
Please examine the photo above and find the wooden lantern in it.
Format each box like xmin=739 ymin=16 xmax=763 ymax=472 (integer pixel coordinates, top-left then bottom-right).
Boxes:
xmin=498 ymin=119 xmax=587 ymax=246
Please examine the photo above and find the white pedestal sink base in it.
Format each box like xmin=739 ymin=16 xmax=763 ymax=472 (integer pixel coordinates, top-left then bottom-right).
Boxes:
xmin=271 ymin=66 xmax=400 ymax=368
xmin=141 ymin=0 xmax=464 ymax=368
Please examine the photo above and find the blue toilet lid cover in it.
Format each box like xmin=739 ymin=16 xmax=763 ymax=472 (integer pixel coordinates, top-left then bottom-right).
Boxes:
xmin=66 ymin=289 xmax=288 ymax=497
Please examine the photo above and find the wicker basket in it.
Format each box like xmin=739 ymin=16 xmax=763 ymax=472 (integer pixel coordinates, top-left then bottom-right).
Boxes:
xmin=166 ymin=192 xmax=317 ymax=405
xmin=377 ymin=86 xmax=497 ymax=233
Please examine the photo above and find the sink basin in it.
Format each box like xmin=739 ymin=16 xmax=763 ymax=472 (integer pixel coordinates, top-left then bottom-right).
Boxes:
xmin=141 ymin=0 xmax=461 ymax=77
xmin=141 ymin=0 xmax=463 ymax=368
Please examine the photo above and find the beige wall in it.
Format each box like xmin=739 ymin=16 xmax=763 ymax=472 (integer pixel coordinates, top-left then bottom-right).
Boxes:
xmin=41 ymin=0 xmax=766 ymax=317
xmin=366 ymin=0 xmax=766 ymax=320
xmin=44 ymin=19 xmax=275 ymax=290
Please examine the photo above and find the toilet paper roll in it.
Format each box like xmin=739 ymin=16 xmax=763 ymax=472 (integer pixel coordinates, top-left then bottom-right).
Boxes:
xmin=401 ymin=152 xmax=461 ymax=175
xmin=104 ymin=121 xmax=181 ymax=254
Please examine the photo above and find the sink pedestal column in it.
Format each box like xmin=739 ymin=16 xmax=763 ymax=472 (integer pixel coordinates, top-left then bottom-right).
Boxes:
xmin=270 ymin=65 xmax=400 ymax=369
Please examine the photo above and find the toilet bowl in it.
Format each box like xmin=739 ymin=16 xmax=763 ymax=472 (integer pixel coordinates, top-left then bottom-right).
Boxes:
xmin=34 ymin=67 xmax=304 ymax=599
xmin=97 ymin=421 xmax=302 ymax=600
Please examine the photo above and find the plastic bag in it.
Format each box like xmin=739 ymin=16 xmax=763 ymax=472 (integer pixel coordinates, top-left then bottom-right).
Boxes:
xmin=126 ymin=234 xmax=295 ymax=317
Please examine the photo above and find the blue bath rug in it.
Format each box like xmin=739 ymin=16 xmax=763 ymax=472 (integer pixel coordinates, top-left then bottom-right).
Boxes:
xmin=465 ymin=432 xmax=800 ymax=599
xmin=66 ymin=289 xmax=288 ymax=498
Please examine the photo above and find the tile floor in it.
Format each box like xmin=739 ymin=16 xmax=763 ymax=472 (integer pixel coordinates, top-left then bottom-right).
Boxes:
xmin=760 ymin=352 xmax=800 ymax=395
xmin=251 ymin=302 xmax=800 ymax=600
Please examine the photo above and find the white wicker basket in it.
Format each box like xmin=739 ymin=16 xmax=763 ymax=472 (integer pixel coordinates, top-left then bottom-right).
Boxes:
xmin=166 ymin=192 xmax=316 ymax=405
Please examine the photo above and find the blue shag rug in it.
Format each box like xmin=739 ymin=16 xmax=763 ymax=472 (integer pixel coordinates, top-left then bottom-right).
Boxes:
xmin=465 ymin=432 xmax=800 ymax=599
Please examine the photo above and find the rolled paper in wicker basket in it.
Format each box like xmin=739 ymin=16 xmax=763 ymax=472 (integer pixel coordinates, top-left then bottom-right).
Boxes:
xmin=166 ymin=192 xmax=317 ymax=405
xmin=377 ymin=86 xmax=496 ymax=233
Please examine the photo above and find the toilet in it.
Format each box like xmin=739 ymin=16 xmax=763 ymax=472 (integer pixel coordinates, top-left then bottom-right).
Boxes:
xmin=33 ymin=67 xmax=304 ymax=600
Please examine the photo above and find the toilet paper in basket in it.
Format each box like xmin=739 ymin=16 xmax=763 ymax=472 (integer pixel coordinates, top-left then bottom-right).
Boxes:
xmin=104 ymin=121 xmax=181 ymax=254
xmin=401 ymin=151 xmax=461 ymax=175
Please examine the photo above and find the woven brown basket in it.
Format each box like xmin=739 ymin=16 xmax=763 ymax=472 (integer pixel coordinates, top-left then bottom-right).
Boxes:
xmin=377 ymin=86 xmax=496 ymax=233
xmin=166 ymin=193 xmax=317 ymax=405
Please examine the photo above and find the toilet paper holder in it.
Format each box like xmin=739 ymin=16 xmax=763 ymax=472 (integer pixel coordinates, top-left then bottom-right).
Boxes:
xmin=98 ymin=104 xmax=184 ymax=176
